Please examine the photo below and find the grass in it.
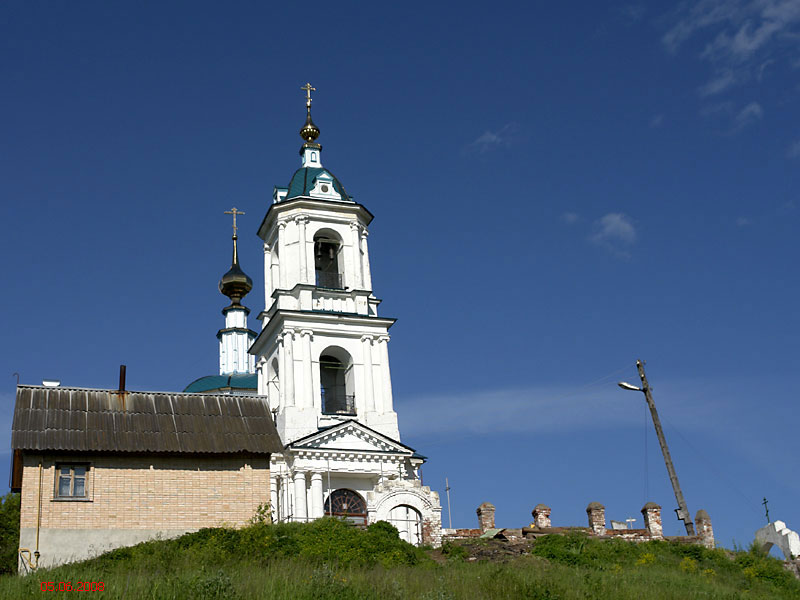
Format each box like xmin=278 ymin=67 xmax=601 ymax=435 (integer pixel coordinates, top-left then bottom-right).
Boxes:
xmin=0 ymin=521 xmax=797 ymax=599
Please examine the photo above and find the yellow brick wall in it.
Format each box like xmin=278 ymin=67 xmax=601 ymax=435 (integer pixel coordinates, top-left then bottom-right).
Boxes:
xmin=20 ymin=454 xmax=270 ymax=530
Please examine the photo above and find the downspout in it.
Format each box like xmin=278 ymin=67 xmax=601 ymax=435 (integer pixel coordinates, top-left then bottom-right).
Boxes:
xmin=35 ymin=458 xmax=42 ymax=568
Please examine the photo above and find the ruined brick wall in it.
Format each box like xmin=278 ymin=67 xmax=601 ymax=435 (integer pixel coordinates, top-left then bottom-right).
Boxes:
xmin=20 ymin=453 xmax=270 ymax=531
xmin=477 ymin=502 xmax=496 ymax=532
xmin=641 ymin=502 xmax=663 ymax=539
xmin=695 ymin=509 xmax=715 ymax=549
xmin=586 ymin=502 xmax=606 ymax=536
xmin=532 ymin=504 xmax=552 ymax=528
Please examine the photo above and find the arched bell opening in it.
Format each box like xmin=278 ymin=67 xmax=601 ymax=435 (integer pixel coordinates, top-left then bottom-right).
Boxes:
xmin=324 ymin=489 xmax=367 ymax=526
xmin=314 ymin=229 xmax=343 ymax=289
xmin=319 ymin=346 xmax=355 ymax=415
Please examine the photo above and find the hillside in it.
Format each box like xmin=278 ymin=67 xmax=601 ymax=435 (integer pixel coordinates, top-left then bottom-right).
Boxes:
xmin=1 ymin=519 xmax=798 ymax=599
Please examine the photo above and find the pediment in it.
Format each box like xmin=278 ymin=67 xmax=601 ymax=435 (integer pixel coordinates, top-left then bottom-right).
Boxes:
xmin=309 ymin=172 xmax=342 ymax=200
xmin=290 ymin=421 xmax=412 ymax=455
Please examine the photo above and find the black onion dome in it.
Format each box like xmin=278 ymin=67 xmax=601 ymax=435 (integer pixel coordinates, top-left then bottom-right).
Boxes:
xmin=219 ymin=235 xmax=252 ymax=305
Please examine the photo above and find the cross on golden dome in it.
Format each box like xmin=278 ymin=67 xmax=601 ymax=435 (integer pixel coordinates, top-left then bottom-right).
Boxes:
xmin=301 ymin=82 xmax=315 ymax=108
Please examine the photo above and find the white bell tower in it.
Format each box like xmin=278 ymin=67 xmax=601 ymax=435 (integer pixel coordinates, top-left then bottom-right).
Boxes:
xmin=250 ymin=84 xmax=399 ymax=444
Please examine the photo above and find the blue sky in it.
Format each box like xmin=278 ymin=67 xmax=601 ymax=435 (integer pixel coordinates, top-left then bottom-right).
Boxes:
xmin=1 ymin=1 xmax=798 ymax=551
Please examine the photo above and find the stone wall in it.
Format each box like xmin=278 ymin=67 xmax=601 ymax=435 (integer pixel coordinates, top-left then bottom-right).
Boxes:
xmin=443 ymin=500 xmax=714 ymax=549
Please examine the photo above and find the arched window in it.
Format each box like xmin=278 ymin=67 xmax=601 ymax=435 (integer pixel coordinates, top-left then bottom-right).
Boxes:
xmin=324 ymin=489 xmax=367 ymax=525
xmin=319 ymin=348 xmax=355 ymax=415
xmin=314 ymin=231 xmax=343 ymax=289
xmin=387 ymin=505 xmax=423 ymax=546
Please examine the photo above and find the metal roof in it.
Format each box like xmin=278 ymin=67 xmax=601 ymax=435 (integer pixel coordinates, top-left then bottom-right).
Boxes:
xmin=286 ymin=167 xmax=350 ymax=201
xmin=11 ymin=385 xmax=282 ymax=455
xmin=183 ymin=373 xmax=258 ymax=393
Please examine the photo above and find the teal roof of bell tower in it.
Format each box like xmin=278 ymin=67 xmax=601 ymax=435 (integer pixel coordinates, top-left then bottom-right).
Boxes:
xmin=286 ymin=167 xmax=351 ymax=201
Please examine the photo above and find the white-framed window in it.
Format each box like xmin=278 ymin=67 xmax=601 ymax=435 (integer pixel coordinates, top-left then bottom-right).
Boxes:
xmin=55 ymin=464 xmax=89 ymax=499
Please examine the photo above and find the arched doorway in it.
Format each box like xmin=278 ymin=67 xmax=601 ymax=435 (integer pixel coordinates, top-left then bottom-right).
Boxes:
xmin=387 ymin=505 xmax=422 ymax=545
xmin=324 ymin=489 xmax=367 ymax=526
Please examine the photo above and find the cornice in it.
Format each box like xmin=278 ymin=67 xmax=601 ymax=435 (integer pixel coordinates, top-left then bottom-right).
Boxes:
xmin=257 ymin=197 xmax=374 ymax=241
xmin=250 ymin=310 xmax=395 ymax=355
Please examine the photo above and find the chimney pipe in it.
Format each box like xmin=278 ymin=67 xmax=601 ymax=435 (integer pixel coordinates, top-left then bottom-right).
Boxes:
xmin=118 ymin=365 xmax=126 ymax=392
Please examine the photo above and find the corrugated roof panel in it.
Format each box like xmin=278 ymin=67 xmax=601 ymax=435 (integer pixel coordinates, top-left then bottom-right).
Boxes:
xmin=29 ymin=388 xmax=47 ymax=410
xmin=12 ymin=386 xmax=282 ymax=454
xmin=53 ymin=391 xmax=71 ymax=411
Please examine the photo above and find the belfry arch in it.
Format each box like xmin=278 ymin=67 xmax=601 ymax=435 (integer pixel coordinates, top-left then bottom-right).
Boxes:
xmin=313 ymin=228 xmax=343 ymax=289
xmin=318 ymin=345 xmax=355 ymax=415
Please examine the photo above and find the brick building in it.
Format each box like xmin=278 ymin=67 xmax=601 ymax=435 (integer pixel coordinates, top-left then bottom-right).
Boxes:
xmin=11 ymin=385 xmax=282 ymax=570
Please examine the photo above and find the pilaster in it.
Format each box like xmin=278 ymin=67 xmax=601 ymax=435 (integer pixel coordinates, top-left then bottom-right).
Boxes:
xmin=360 ymin=229 xmax=372 ymax=291
xmin=350 ymin=221 xmax=363 ymax=289
xmin=281 ymin=330 xmax=295 ymax=407
xmin=296 ymin=216 xmax=309 ymax=284
xmin=300 ymin=329 xmax=314 ymax=409
xmin=263 ymin=242 xmax=272 ymax=307
xmin=377 ymin=335 xmax=393 ymax=413
xmin=361 ymin=335 xmax=375 ymax=413
xmin=277 ymin=220 xmax=288 ymax=289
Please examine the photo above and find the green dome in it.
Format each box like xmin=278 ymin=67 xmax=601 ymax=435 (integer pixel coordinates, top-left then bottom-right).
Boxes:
xmin=183 ymin=373 xmax=258 ymax=394
xmin=286 ymin=167 xmax=350 ymax=201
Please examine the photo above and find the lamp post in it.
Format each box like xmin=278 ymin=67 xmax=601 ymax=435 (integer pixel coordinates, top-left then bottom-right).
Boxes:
xmin=619 ymin=360 xmax=695 ymax=536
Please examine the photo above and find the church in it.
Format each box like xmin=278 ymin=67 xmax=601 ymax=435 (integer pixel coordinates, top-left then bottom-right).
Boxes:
xmin=185 ymin=83 xmax=442 ymax=543
xmin=10 ymin=85 xmax=442 ymax=570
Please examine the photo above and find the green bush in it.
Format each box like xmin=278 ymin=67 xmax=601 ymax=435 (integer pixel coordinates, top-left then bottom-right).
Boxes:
xmin=0 ymin=493 xmax=20 ymax=576
xmin=92 ymin=517 xmax=428 ymax=573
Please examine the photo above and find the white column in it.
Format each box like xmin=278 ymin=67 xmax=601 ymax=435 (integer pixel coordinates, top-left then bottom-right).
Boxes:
xmin=310 ymin=473 xmax=324 ymax=519
xmin=361 ymin=335 xmax=375 ymax=412
xmin=361 ymin=229 xmax=373 ymax=291
xmin=270 ymin=475 xmax=279 ymax=522
xmin=281 ymin=331 xmax=295 ymax=407
xmin=301 ymin=330 xmax=314 ymax=408
xmin=377 ymin=336 xmax=394 ymax=413
xmin=263 ymin=242 xmax=272 ymax=306
xmin=293 ymin=471 xmax=308 ymax=522
xmin=277 ymin=220 xmax=287 ymax=289
xmin=350 ymin=222 xmax=363 ymax=289
xmin=296 ymin=216 xmax=308 ymax=284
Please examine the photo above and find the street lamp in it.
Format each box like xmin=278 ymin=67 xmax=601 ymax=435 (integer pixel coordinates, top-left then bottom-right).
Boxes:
xmin=618 ymin=360 xmax=695 ymax=536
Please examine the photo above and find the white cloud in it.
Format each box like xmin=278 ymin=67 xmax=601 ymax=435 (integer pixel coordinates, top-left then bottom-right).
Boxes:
xmin=736 ymin=216 xmax=752 ymax=226
xmin=787 ymin=139 xmax=800 ymax=157
xmin=466 ymin=123 xmax=519 ymax=153
xmin=590 ymin=213 xmax=637 ymax=247
xmin=733 ymin=101 xmax=764 ymax=128
xmin=663 ymin=0 xmax=800 ymax=105
xmin=561 ymin=212 xmax=579 ymax=224
xmin=650 ymin=114 xmax=665 ymax=127
xmin=698 ymin=70 xmax=739 ymax=96
xmin=619 ymin=4 xmax=646 ymax=23
xmin=399 ymin=384 xmax=641 ymax=437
